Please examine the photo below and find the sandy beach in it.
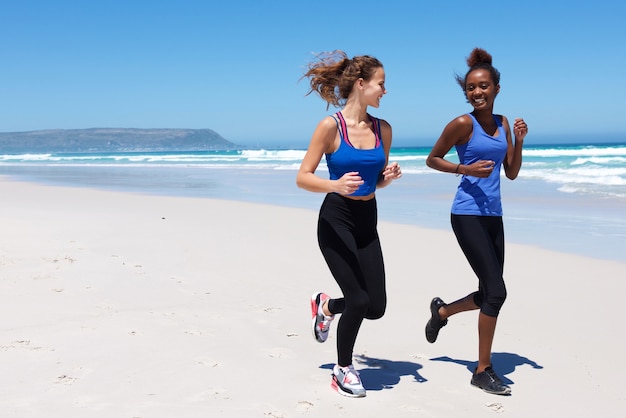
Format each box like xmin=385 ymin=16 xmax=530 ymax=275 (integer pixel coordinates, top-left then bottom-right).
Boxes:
xmin=0 ymin=178 xmax=624 ymax=417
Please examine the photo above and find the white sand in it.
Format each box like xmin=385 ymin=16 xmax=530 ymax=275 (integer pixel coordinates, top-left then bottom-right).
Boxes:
xmin=0 ymin=178 xmax=624 ymax=417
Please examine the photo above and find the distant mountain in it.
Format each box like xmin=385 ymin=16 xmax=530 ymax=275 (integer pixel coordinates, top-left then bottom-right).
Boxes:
xmin=0 ymin=128 xmax=240 ymax=153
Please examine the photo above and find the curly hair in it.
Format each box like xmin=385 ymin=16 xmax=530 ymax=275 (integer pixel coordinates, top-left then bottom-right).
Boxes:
xmin=455 ymin=47 xmax=501 ymax=94
xmin=302 ymin=50 xmax=383 ymax=108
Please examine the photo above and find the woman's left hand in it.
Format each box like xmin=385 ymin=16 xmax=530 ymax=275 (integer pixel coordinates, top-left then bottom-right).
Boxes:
xmin=513 ymin=118 xmax=528 ymax=141
xmin=382 ymin=162 xmax=402 ymax=181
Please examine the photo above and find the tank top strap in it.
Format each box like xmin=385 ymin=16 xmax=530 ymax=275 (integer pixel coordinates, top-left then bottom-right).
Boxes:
xmin=333 ymin=112 xmax=382 ymax=148
xmin=368 ymin=114 xmax=382 ymax=147
xmin=330 ymin=113 xmax=344 ymax=143
xmin=334 ymin=111 xmax=352 ymax=146
xmin=467 ymin=112 xmax=503 ymax=138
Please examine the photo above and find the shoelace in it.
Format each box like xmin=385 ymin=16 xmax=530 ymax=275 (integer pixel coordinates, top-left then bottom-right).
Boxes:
xmin=341 ymin=366 xmax=361 ymax=385
xmin=484 ymin=368 xmax=505 ymax=386
xmin=319 ymin=315 xmax=333 ymax=331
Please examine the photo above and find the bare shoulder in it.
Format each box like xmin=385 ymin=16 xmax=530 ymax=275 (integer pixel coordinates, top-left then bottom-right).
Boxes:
xmin=375 ymin=117 xmax=392 ymax=150
xmin=495 ymin=114 xmax=512 ymax=134
xmin=443 ymin=114 xmax=473 ymax=141
xmin=317 ymin=115 xmax=339 ymax=130
xmin=309 ymin=115 xmax=340 ymax=154
xmin=313 ymin=115 xmax=340 ymax=141
xmin=450 ymin=114 xmax=473 ymax=129
xmin=377 ymin=117 xmax=391 ymax=128
xmin=377 ymin=117 xmax=392 ymax=133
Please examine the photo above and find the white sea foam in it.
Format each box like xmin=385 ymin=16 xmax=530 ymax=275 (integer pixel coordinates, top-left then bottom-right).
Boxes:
xmin=571 ymin=156 xmax=626 ymax=165
xmin=523 ymin=145 xmax=626 ymax=157
xmin=1 ymin=143 xmax=625 ymax=198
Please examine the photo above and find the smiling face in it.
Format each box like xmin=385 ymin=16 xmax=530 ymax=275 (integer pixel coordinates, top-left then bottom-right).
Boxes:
xmin=362 ymin=67 xmax=387 ymax=108
xmin=465 ymin=69 xmax=499 ymax=110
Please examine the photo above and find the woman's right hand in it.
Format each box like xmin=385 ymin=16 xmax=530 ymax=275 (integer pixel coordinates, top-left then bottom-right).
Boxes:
xmin=464 ymin=160 xmax=495 ymax=178
xmin=335 ymin=172 xmax=364 ymax=195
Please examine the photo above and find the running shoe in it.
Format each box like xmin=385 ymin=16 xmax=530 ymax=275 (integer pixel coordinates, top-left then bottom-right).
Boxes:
xmin=425 ymin=297 xmax=447 ymax=343
xmin=311 ymin=292 xmax=334 ymax=343
xmin=331 ymin=364 xmax=366 ymax=398
xmin=470 ymin=366 xmax=512 ymax=395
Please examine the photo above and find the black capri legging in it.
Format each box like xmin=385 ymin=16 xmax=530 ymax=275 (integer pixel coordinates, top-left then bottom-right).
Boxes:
xmin=451 ymin=214 xmax=507 ymax=317
xmin=317 ymin=193 xmax=386 ymax=367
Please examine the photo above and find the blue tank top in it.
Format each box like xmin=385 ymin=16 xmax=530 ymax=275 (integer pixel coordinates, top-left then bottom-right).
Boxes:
xmin=325 ymin=112 xmax=386 ymax=196
xmin=451 ymin=113 xmax=508 ymax=216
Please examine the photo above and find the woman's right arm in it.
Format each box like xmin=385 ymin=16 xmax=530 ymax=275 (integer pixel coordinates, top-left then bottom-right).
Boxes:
xmin=426 ymin=116 xmax=471 ymax=174
xmin=426 ymin=115 xmax=495 ymax=178
xmin=296 ymin=117 xmax=338 ymax=193
xmin=297 ymin=117 xmax=365 ymax=195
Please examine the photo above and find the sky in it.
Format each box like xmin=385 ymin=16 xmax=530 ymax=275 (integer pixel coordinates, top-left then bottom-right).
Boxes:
xmin=1 ymin=0 xmax=625 ymax=148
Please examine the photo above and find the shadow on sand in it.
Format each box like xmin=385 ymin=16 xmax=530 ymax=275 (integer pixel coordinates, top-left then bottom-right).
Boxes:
xmin=320 ymin=354 xmax=426 ymax=391
xmin=430 ymin=352 xmax=543 ymax=385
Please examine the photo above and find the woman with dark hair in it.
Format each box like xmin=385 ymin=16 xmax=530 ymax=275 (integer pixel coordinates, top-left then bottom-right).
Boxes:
xmin=296 ymin=50 xmax=401 ymax=398
xmin=425 ymin=48 xmax=528 ymax=395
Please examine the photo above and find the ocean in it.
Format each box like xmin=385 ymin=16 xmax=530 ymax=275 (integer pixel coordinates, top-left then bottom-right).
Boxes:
xmin=1 ymin=143 xmax=625 ymax=263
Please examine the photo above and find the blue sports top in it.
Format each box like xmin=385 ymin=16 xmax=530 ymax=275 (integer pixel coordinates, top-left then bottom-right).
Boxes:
xmin=325 ymin=111 xmax=386 ymax=196
xmin=451 ymin=113 xmax=508 ymax=216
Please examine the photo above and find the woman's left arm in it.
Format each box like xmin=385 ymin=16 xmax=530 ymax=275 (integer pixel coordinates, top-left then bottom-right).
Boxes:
xmin=377 ymin=119 xmax=402 ymax=188
xmin=503 ymin=116 xmax=528 ymax=180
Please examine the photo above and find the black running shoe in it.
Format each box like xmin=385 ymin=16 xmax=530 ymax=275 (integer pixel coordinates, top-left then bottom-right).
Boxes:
xmin=425 ymin=297 xmax=447 ymax=343
xmin=470 ymin=366 xmax=511 ymax=395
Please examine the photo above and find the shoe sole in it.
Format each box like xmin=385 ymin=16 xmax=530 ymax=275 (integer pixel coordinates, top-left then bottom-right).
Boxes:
xmin=310 ymin=293 xmax=324 ymax=343
xmin=331 ymin=375 xmax=366 ymax=398
xmin=425 ymin=297 xmax=446 ymax=343
xmin=425 ymin=321 xmax=434 ymax=343
xmin=470 ymin=381 xmax=512 ymax=396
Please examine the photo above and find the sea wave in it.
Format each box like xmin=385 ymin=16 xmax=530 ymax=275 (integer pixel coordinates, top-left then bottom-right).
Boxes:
xmin=571 ymin=156 xmax=626 ymax=165
xmin=240 ymin=149 xmax=306 ymax=161
xmin=523 ymin=145 xmax=626 ymax=157
xmin=1 ymin=144 xmax=625 ymax=198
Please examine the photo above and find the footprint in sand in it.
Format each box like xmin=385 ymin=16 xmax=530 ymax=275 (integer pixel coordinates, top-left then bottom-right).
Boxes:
xmin=486 ymin=402 xmax=504 ymax=412
xmin=296 ymin=400 xmax=314 ymax=412
xmin=55 ymin=375 xmax=78 ymax=385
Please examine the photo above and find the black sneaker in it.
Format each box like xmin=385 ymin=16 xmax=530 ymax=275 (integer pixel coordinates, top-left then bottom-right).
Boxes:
xmin=470 ymin=366 xmax=511 ymax=395
xmin=425 ymin=297 xmax=447 ymax=343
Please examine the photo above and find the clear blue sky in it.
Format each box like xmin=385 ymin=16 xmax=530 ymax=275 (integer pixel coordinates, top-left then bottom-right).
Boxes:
xmin=1 ymin=0 xmax=624 ymax=147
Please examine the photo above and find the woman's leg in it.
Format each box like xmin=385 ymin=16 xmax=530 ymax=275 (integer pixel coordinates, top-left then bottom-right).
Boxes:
xmin=439 ymin=293 xmax=479 ymax=319
xmin=318 ymin=194 xmax=376 ymax=367
xmin=450 ymin=215 xmax=506 ymax=372
xmin=354 ymin=197 xmax=386 ymax=321
xmin=478 ymin=313 xmax=498 ymax=372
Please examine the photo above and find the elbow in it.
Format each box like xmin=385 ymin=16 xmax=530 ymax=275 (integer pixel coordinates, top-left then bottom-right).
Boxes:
xmin=426 ymin=153 xmax=444 ymax=169
xmin=505 ymin=169 xmax=520 ymax=180
xmin=296 ymin=172 xmax=309 ymax=190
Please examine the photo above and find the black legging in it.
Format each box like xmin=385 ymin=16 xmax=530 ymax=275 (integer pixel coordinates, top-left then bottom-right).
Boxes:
xmin=317 ymin=193 xmax=386 ymax=367
xmin=451 ymin=214 xmax=507 ymax=317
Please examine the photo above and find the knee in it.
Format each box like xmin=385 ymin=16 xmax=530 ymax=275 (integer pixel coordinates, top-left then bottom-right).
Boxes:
xmin=347 ymin=291 xmax=386 ymax=319
xmin=349 ymin=291 xmax=370 ymax=315
xmin=484 ymin=288 xmax=507 ymax=317
xmin=366 ymin=305 xmax=386 ymax=320
xmin=365 ymin=296 xmax=386 ymax=320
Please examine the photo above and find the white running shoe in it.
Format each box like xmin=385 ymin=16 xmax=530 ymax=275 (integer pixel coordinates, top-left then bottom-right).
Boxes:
xmin=311 ymin=292 xmax=334 ymax=343
xmin=331 ymin=364 xmax=366 ymax=398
